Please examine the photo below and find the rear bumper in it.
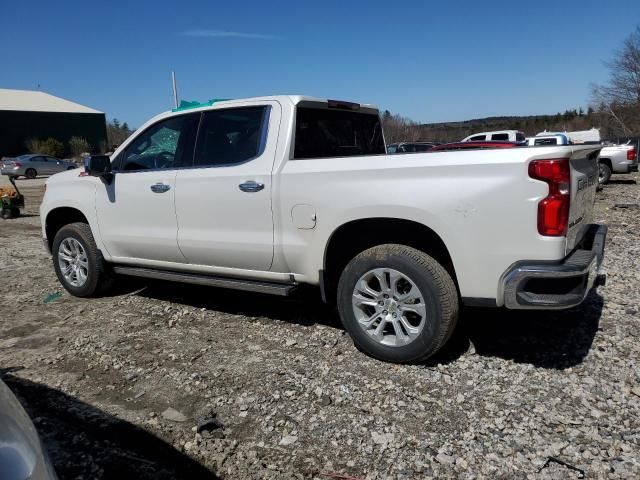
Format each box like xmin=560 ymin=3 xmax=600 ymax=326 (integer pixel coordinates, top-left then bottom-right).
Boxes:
xmin=613 ymin=160 xmax=638 ymax=173
xmin=502 ymin=224 xmax=607 ymax=309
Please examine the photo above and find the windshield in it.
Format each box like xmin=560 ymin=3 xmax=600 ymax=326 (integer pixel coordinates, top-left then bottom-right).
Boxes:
xmin=294 ymin=106 xmax=385 ymax=159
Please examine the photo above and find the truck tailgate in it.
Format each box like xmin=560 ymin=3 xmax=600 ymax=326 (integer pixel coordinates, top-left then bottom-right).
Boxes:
xmin=566 ymin=146 xmax=601 ymax=252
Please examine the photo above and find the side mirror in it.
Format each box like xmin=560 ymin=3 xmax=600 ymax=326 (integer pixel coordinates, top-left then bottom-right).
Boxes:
xmin=85 ymin=155 xmax=112 ymax=177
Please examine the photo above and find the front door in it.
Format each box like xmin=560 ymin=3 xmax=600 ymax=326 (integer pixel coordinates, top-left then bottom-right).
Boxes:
xmin=175 ymin=102 xmax=280 ymax=271
xmin=94 ymin=113 xmax=199 ymax=264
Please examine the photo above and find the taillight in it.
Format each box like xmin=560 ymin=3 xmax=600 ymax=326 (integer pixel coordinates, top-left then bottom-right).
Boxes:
xmin=628 ymin=147 xmax=637 ymax=161
xmin=13 ymin=162 xmax=22 ymax=168
xmin=528 ymin=158 xmax=570 ymax=236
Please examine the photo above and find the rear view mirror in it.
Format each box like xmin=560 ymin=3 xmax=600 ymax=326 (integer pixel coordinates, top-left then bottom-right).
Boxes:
xmin=85 ymin=155 xmax=112 ymax=177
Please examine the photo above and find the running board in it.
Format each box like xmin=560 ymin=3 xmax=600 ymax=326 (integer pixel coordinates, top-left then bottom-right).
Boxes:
xmin=112 ymin=266 xmax=297 ymax=296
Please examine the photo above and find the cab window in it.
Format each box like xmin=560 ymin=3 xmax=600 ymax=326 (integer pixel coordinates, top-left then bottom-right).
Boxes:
xmin=193 ymin=106 xmax=269 ymax=167
xmin=118 ymin=114 xmax=199 ymax=171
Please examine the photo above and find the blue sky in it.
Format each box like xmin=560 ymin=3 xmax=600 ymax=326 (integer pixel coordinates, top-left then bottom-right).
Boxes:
xmin=1 ymin=0 xmax=638 ymax=127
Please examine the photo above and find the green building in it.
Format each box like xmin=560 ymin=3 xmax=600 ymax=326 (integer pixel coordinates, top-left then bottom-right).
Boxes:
xmin=0 ymin=88 xmax=107 ymax=157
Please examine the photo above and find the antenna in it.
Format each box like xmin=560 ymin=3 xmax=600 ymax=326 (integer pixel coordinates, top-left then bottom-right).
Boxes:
xmin=171 ymin=71 xmax=179 ymax=108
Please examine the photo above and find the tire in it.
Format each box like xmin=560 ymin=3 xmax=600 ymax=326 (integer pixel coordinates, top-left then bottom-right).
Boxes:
xmin=67 ymin=166 xmax=76 ymax=170
xmin=52 ymin=222 xmax=113 ymax=297
xmin=1 ymin=209 xmax=11 ymax=220
xmin=10 ymin=208 xmax=20 ymax=218
xmin=337 ymin=244 xmax=459 ymax=363
xmin=25 ymin=168 xmax=37 ymax=179
xmin=598 ymin=162 xmax=612 ymax=186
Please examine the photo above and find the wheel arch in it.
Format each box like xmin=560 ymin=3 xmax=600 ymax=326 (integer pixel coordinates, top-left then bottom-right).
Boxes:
xmin=599 ymin=157 xmax=612 ymax=169
xmin=45 ymin=207 xmax=90 ymax=251
xmin=321 ymin=217 xmax=457 ymax=304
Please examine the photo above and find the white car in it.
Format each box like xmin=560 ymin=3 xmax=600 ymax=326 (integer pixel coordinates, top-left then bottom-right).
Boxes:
xmin=40 ymin=95 xmax=606 ymax=363
xmin=461 ymin=130 xmax=525 ymax=142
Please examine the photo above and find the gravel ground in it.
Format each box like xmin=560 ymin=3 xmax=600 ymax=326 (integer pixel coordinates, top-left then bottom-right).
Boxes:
xmin=0 ymin=173 xmax=639 ymax=480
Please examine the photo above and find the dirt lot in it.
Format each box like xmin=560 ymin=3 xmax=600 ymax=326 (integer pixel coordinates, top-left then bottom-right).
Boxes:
xmin=0 ymin=173 xmax=639 ymax=479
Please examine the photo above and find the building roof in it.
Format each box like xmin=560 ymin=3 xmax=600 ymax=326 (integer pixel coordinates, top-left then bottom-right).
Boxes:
xmin=0 ymin=88 xmax=103 ymax=114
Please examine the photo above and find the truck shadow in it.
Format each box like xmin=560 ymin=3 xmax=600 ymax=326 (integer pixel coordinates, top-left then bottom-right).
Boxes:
xmin=431 ymin=291 xmax=603 ymax=369
xmin=134 ymin=279 xmax=343 ymax=329
xmin=1 ymin=372 xmax=218 ymax=480
xmin=607 ymin=178 xmax=636 ymax=185
xmin=135 ymin=280 xmax=602 ymax=370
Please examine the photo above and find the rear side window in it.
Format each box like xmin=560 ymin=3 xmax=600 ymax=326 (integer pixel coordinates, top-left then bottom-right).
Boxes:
xmin=194 ymin=106 xmax=269 ymax=167
xmin=294 ymin=107 xmax=385 ymax=159
xmin=491 ymin=133 xmax=509 ymax=141
xmin=469 ymin=135 xmax=486 ymax=141
xmin=516 ymin=132 xmax=525 ymax=142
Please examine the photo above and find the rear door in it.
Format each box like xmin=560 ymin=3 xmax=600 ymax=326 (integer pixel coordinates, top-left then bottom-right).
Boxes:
xmin=41 ymin=156 xmax=56 ymax=175
xmin=566 ymin=146 xmax=601 ymax=251
xmin=175 ymin=102 xmax=280 ymax=270
xmin=46 ymin=156 xmax=63 ymax=174
xmin=30 ymin=156 xmax=46 ymax=175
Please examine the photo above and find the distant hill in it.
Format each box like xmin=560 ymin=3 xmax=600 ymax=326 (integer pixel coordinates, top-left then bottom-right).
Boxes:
xmin=415 ymin=111 xmax=596 ymax=143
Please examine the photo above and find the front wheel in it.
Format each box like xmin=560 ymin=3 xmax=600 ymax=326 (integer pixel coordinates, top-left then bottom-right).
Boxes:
xmin=25 ymin=168 xmax=37 ymax=179
xmin=337 ymin=244 xmax=459 ymax=363
xmin=52 ymin=222 xmax=113 ymax=297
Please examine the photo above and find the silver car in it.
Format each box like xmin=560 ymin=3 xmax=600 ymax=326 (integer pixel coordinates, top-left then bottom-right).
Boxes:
xmin=0 ymin=378 xmax=58 ymax=479
xmin=1 ymin=154 xmax=77 ymax=179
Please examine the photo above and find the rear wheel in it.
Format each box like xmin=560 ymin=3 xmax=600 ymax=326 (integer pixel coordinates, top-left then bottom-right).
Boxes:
xmin=52 ymin=222 xmax=113 ymax=297
xmin=598 ymin=162 xmax=612 ymax=186
xmin=1 ymin=209 xmax=11 ymax=220
xmin=337 ymin=244 xmax=459 ymax=363
xmin=10 ymin=208 xmax=20 ymax=218
xmin=25 ymin=168 xmax=37 ymax=179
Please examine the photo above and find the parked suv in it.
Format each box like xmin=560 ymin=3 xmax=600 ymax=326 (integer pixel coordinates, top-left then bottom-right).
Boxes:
xmin=1 ymin=154 xmax=77 ymax=179
xmin=40 ymin=95 xmax=606 ymax=363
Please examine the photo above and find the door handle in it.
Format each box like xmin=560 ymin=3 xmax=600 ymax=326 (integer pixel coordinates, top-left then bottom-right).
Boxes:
xmin=150 ymin=183 xmax=171 ymax=193
xmin=239 ymin=181 xmax=264 ymax=193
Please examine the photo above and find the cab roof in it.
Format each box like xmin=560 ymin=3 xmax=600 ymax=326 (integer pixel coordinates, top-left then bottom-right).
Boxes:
xmin=168 ymin=95 xmax=379 ymax=114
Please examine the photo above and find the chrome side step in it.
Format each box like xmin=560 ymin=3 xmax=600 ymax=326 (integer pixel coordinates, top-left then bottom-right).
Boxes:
xmin=113 ymin=266 xmax=297 ymax=296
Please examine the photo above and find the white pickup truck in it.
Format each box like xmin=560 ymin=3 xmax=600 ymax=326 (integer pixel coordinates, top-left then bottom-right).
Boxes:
xmin=597 ymin=142 xmax=638 ymax=185
xmin=40 ymin=95 xmax=607 ymax=363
